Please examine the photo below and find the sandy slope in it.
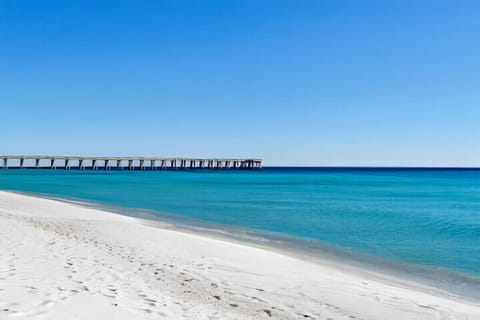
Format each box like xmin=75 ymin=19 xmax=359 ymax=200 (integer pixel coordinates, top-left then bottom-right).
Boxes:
xmin=0 ymin=191 xmax=478 ymax=319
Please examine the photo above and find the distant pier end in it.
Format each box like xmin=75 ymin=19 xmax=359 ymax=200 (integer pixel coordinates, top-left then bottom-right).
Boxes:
xmin=0 ymin=156 xmax=262 ymax=170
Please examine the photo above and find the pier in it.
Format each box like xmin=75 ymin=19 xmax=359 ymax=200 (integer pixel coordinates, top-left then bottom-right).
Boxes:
xmin=0 ymin=156 xmax=262 ymax=170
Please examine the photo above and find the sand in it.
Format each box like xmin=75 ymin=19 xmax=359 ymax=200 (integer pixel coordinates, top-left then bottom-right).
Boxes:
xmin=0 ymin=190 xmax=479 ymax=320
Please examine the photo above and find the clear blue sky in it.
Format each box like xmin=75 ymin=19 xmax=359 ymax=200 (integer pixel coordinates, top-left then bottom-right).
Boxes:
xmin=1 ymin=0 xmax=479 ymax=166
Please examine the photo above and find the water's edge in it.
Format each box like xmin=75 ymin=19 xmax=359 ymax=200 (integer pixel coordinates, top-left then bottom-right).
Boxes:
xmin=4 ymin=189 xmax=480 ymax=301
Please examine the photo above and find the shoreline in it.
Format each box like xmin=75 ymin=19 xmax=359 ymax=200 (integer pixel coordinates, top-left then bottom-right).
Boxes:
xmin=1 ymin=190 xmax=479 ymax=319
xmin=5 ymin=189 xmax=480 ymax=301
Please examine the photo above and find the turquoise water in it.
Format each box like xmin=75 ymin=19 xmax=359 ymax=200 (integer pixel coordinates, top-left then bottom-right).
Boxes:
xmin=1 ymin=168 xmax=479 ymax=282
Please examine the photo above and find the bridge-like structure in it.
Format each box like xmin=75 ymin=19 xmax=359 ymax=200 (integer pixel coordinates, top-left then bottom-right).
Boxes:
xmin=0 ymin=156 xmax=262 ymax=170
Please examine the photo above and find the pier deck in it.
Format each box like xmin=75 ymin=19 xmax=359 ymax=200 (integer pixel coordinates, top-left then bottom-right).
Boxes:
xmin=0 ymin=156 xmax=262 ymax=170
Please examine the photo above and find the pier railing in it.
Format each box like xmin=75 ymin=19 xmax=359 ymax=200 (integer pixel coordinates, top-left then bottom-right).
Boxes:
xmin=0 ymin=156 xmax=262 ymax=170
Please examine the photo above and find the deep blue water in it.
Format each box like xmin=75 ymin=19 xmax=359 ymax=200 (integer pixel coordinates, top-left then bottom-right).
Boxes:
xmin=1 ymin=167 xmax=479 ymax=280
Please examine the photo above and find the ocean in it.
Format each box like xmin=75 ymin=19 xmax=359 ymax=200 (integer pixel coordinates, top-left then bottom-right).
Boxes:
xmin=1 ymin=167 xmax=479 ymax=297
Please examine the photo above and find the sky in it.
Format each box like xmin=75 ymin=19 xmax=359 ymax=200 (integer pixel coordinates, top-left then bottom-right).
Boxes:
xmin=1 ymin=0 xmax=479 ymax=166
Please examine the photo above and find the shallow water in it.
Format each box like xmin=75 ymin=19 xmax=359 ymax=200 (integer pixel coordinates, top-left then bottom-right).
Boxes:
xmin=1 ymin=167 xmax=479 ymax=293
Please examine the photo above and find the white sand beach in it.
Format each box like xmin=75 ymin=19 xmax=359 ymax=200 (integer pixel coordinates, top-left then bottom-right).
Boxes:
xmin=0 ymin=191 xmax=479 ymax=320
